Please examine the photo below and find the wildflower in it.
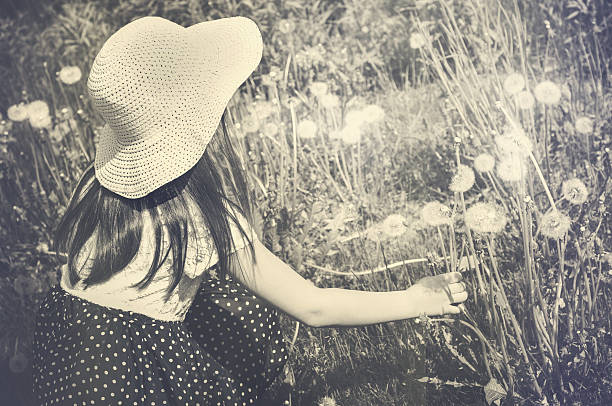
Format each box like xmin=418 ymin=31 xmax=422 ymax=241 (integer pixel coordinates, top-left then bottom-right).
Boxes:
xmin=381 ymin=214 xmax=408 ymax=237
xmin=7 ymin=103 xmax=29 ymax=122
xmin=9 ymin=351 xmax=28 ymax=374
xmin=344 ymin=109 xmax=365 ymax=128
xmin=449 ymin=164 xmax=475 ymax=193
xmin=421 ymin=201 xmax=452 ymax=226
xmin=496 ymin=157 xmax=526 ymax=182
xmin=575 ymin=116 xmax=594 ymax=135
xmin=534 ymin=80 xmax=561 ymax=105
xmin=297 ymin=119 xmax=317 ymax=139
xmin=318 ymin=396 xmax=337 ymax=406
xmin=540 ymin=210 xmax=571 ymax=239
xmin=409 ymin=32 xmax=427 ymax=49
xmin=30 ymin=114 xmax=52 ymax=129
xmin=263 ymin=122 xmax=279 ymax=137
xmin=503 ymin=73 xmax=526 ymax=95
xmin=516 ymin=90 xmax=535 ymax=110
xmin=278 ymin=19 xmax=295 ymax=34
xmin=252 ymin=101 xmax=274 ymax=120
xmin=473 ymin=153 xmax=495 ymax=173
xmin=495 ymin=127 xmax=532 ymax=155
xmin=319 ymin=93 xmax=340 ymax=109
xmin=465 ymin=202 xmax=507 ymax=234
xmin=339 ymin=124 xmax=361 ymax=145
xmin=58 ymin=66 xmax=82 ymax=85
xmin=361 ymin=104 xmax=385 ymax=124
xmin=561 ymin=178 xmax=588 ymax=204
xmin=309 ymin=81 xmax=329 ymax=98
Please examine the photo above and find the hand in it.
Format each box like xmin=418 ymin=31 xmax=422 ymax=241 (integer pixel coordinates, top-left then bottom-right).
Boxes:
xmin=407 ymin=272 xmax=468 ymax=316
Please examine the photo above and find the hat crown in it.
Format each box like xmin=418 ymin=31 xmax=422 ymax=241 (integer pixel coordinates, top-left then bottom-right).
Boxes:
xmin=87 ymin=17 xmax=205 ymax=138
xmin=88 ymin=16 xmax=262 ymax=199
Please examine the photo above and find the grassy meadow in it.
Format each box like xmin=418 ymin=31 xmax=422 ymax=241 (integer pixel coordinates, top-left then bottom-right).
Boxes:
xmin=0 ymin=0 xmax=610 ymax=405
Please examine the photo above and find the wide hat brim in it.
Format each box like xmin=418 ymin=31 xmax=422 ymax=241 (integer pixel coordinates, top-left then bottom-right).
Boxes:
xmin=90 ymin=16 xmax=263 ymax=199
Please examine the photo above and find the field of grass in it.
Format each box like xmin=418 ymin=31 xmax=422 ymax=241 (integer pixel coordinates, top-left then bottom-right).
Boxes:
xmin=0 ymin=0 xmax=610 ymax=405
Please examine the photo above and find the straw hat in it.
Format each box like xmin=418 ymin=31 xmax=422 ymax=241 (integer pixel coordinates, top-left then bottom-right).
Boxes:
xmin=87 ymin=16 xmax=263 ymax=199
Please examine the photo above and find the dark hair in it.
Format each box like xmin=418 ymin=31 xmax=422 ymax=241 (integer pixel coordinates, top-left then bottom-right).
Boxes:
xmin=53 ymin=112 xmax=256 ymax=300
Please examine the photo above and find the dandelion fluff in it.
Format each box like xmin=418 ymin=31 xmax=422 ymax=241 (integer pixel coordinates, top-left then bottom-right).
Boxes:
xmin=241 ymin=113 xmax=259 ymax=134
xmin=575 ymin=116 xmax=594 ymax=135
xmin=340 ymin=123 xmax=361 ymax=145
xmin=534 ymin=80 xmax=561 ymax=105
xmin=496 ymin=157 xmax=526 ymax=182
xmin=30 ymin=114 xmax=52 ymax=129
xmin=540 ymin=210 xmax=571 ymax=239
xmin=409 ymin=32 xmax=427 ymax=49
xmin=7 ymin=103 xmax=28 ymax=122
xmin=381 ymin=214 xmax=408 ymax=237
xmin=263 ymin=122 xmax=279 ymax=137
xmin=26 ymin=100 xmax=49 ymax=119
xmin=516 ymin=90 xmax=535 ymax=110
xmin=449 ymin=164 xmax=475 ymax=193
xmin=345 ymin=109 xmax=366 ymax=128
xmin=58 ymin=66 xmax=82 ymax=85
xmin=473 ymin=153 xmax=495 ymax=173
xmin=318 ymin=396 xmax=338 ymax=406
xmin=421 ymin=201 xmax=452 ymax=226
xmin=561 ymin=178 xmax=588 ymax=204
xmin=503 ymin=73 xmax=526 ymax=95
xmin=319 ymin=93 xmax=340 ymax=109
xmin=361 ymin=104 xmax=385 ymax=123
xmin=465 ymin=202 xmax=507 ymax=234
xmin=297 ymin=119 xmax=317 ymax=139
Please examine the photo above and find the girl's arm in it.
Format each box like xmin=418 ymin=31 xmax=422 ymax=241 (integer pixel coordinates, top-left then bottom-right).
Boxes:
xmin=229 ymin=238 xmax=467 ymax=328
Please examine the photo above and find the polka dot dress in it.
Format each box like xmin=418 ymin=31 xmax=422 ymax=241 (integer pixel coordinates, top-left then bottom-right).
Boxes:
xmin=184 ymin=271 xmax=289 ymax=403
xmin=32 ymin=271 xmax=289 ymax=406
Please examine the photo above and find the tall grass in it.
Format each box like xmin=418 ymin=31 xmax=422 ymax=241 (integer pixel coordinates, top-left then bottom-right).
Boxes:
xmin=0 ymin=0 xmax=610 ymax=405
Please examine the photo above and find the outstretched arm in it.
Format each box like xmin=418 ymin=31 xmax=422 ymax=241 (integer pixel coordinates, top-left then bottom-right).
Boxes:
xmin=228 ymin=238 xmax=467 ymax=328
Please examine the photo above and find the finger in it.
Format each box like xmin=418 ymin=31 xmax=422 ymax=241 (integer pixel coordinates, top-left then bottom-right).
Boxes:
xmin=442 ymin=272 xmax=462 ymax=283
xmin=448 ymin=282 xmax=466 ymax=294
xmin=443 ymin=304 xmax=461 ymax=315
xmin=450 ymin=291 xmax=469 ymax=304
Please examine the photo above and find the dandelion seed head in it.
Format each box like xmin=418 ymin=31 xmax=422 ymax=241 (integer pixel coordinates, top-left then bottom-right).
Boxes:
xmin=503 ymin=72 xmax=526 ymax=95
xmin=241 ymin=113 xmax=259 ymax=134
xmin=449 ymin=164 xmax=475 ymax=193
xmin=58 ymin=66 xmax=82 ymax=85
xmin=345 ymin=109 xmax=366 ymax=128
xmin=540 ymin=210 xmax=571 ymax=239
xmin=534 ymin=80 xmax=561 ymax=105
xmin=339 ymin=123 xmax=361 ymax=144
xmin=318 ymin=396 xmax=338 ymax=406
xmin=278 ymin=19 xmax=295 ymax=34
xmin=297 ymin=119 xmax=317 ymax=139
xmin=465 ymin=202 xmax=507 ymax=234
xmin=496 ymin=157 xmax=526 ymax=182
xmin=516 ymin=90 xmax=535 ymax=110
xmin=263 ymin=122 xmax=278 ymax=137
xmin=409 ymin=32 xmax=427 ymax=49
xmin=319 ymin=93 xmax=340 ymax=109
xmin=473 ymin=153 xmax=495 ymax=173
xmin=252 ymin=100 xmax=274 ymax=120
xmin=421 ymin=201 xmax=452 ymax=226
xmin=561 ymin=178 xmax=588 ymax=204
xmin=575 ymin=116 xmax=594 ymax=135
xmin=361 ymin=104 xmax=385 ymax=124
xmin=381 ymin=214 xmax=408 ymax=237
xmin=7 ymin=103 xmax=28 ymax=122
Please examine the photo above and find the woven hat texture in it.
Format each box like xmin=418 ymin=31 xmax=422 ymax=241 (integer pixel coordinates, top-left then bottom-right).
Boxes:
xmin=87 ymin=16 xmax=263 ymax=199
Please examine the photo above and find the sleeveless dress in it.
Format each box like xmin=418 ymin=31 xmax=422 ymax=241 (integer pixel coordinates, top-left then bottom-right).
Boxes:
xmin=32 ymin=203 xmax=289 ymax=405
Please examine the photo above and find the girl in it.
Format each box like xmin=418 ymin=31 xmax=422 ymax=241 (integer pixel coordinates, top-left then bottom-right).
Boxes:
xmin=32 ymin=16 xmax=468 ymax=406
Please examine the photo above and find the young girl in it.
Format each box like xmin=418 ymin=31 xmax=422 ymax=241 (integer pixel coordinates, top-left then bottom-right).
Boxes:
xmin=32 ymin=16 xmax=468 ymax=406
